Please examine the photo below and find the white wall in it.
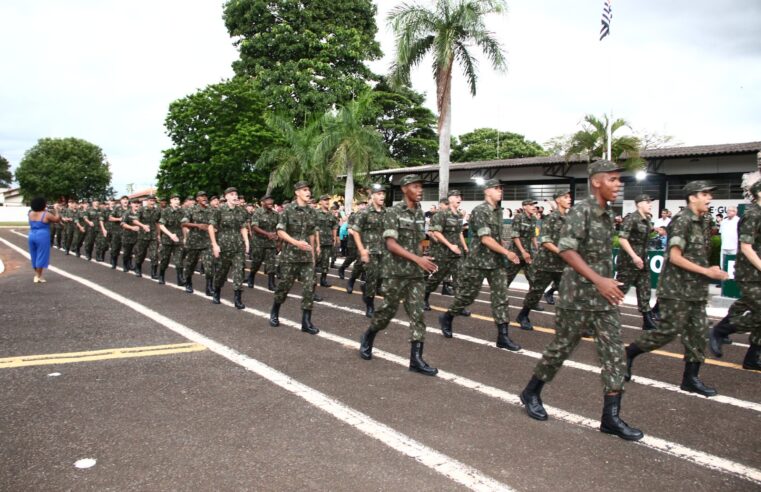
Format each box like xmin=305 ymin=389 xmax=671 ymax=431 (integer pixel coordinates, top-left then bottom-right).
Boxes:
xmin=0 ymin=207 xmax=31 ymax=222
xmin=622 ymin=199 xmax=745 ymax=218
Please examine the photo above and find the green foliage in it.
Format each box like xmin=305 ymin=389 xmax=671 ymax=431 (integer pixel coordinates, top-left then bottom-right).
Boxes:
xmin=451 ymin=128 xmax=545 ymax=162
xmin=0 ymin=154 xmax=12 ymax=188
xmin=156 ymin=78 xmax=274 ymax=199
xmin=14 ymin=138 xmax=112 ymax=202
xmin=566 ymin=114 xmax=643 ymax=170
xmin=371 ymin=77 xmax=438 ymax=167
xmin=223 ymin=0 xmax=382 ymax=121
xmin=710 ymin=235 xmax=721 ymax=266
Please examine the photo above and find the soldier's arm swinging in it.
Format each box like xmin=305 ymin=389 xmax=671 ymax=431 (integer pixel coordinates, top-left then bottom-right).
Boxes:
xmin=240 ymin=226 xmax=249 ymax=254
xmin=481 ymin=235 xmax=520 ymax=264
xmin=385 ymin=237 xmax=437 ymax=273
xmin=159 ymin=223 xmax=179 ymax=242
xmin=668 ymin=246 xmax=728 ymax=280
xmin=277 ymin=229 xmax=312 ymax=251
xmin=740 ymin=242 xmax=761 ymax=271
xmin=559 ymin=250 xmax=624 ymax=305
xmin=431 ymin=231 xmax=461 ymax=255
xmin=618 ymin=237 xmax=644 ymax=270
xmin=459 ymin=232 xmax=468 ymax=254
xmin=513 ymin=237 xmax=532 ymax=263
xmin=209 ymin=225 xmax=221 ymax=257
xmin=351 ymin=228 xmax=370 ymax=263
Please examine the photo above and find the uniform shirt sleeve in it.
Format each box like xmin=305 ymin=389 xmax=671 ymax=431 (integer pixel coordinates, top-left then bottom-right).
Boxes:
xmin=538 ymin=214 xmax=557 ymax=245
xmin=351 ymin=210 xmax=365 ymax=233
xmin=250 ymin=209 xmax=261 ymax=227
xmin=276 ymin=208 xmax=288 ymax=231
xmin=739 ymin=213 xmax=758 ymax=245
xmin=208 ymin=209 xmax=220 ymax=228
xmin=382 ymin=208 xmax=399 ymax=240
xmin=667 ymin=215 xmax=690 ymax=252
xmin=428 ymin=212 xmax=444 ymax=233
xmin=159 ymin=209 xmax=168 ymax=225
xmin=618 ymin=214 xmax=635 ymax=239
xmin=470 ymin=207 xmax=491 ymax=237
xmin=510 ymin=216 xmax=524 ymax=238
xmin=558 ymin=206 xmax=587 ymax=252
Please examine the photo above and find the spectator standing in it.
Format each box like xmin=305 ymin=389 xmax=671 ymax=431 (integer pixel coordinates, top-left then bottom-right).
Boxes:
xmin=719 ymin=206 xmax=740 ymax=267
xmin=27 ymin=197 xmax=61 ymax=283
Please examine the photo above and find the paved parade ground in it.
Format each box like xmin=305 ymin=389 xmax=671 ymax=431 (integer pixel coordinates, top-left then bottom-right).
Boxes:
xmin=1 ymin=228 xmax=760 ymax=491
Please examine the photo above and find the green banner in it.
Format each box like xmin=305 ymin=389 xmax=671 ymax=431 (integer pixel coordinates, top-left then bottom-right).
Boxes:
xmin=612 ymin=248 xmax=665 ymax=289
xmin=721 ymin=254 xmax=740 ymax=298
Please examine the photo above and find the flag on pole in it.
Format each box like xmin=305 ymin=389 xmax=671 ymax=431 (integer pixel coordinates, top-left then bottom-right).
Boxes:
xmin=600 ymin=0 xmax=613 ymax=41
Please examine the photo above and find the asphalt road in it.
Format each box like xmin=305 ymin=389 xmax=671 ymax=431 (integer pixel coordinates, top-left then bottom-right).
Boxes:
xmin=1 ymin=228 xmax=759 ymax=491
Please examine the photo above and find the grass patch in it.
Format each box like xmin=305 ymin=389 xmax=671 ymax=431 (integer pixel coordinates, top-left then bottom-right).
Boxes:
xmin=0 ymin=222 xmax=29 ymax=227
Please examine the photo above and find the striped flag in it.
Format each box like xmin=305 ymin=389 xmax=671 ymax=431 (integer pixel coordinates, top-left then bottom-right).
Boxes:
xmin=600 ymin=0 xmax=613 ymax=40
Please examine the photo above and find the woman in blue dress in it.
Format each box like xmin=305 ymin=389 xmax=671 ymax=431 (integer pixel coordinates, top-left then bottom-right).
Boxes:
xmin=28 ymin=197 xmax=61 ymax=283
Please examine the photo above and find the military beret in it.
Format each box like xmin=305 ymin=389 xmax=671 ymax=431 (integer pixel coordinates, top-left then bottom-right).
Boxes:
xmin=683 ymin=181 xmax=717 ymax=195
xmin=482 ymin=178 xmax=502 ymax=189
xmin=447 ymin=189 xmax=462 ymax=197
xmin=319 ymin=194 xmax=331 ymax=201
xmin=195 ymin=190 xmax=207 ymax=198
xmin=293 ymin=181 xmax=310 ymax=191
xmin=369 ymin=183 xmax=386 ymax=194
xmin=588 ymin=160 xmax=624 ymax=176
xmin=522 ymin=199 xmax=538 ymax=206
xmin=553 ymin=190 xmax=571 ymax=199
xmin=399 ymin=174 xmax=424 ymax=186
xmin=634 ymin=194 xmax=652 ymax=203
xmin=224 ymin=187 xmax=237 ymax=195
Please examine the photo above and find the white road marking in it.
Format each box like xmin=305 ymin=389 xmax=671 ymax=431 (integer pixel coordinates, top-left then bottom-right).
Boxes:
xmin=0 ymin=258 xmax=5 ymax=274
xmin=7 ymin=233 xmax=761 ymax=485
xmin=74 ymin=458 xmax=96 ymax=469
xmin=0 ymin=236 xmax=512 ymax=492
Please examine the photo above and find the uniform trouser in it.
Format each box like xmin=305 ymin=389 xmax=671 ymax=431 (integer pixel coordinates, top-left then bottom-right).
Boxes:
xmin=343 ymin=245 xmax=359 ymax=270
xmin=122 ymin=241 xmax=137 ymax=265
xmin=447 ymin=267 xmax=510 ymax=325
xmin=62 ymin=225 xmax=72 ymax=250
xmin=110 ymin=231 xmax=123 ymax=258
xmin=507 ymin=257 xmax=534 ymax=287
xmin=83 ymin=227 xmax=97 ymax=256
xmin=95 ymin=231 xmax=110 ymax=257
xmin=71 ymin=228 xmax=85 ymax=251
xmin=352 ymin=253 xmax=382 ymax=298
xmin=617 ymin=269 xmax=651 ymax=312
xmin=159 ymin=241 xmax=183 ymax=272
xmin=274 ymin=261 xmax=315 ymax=310
xmin=523 ymin=269 xmax=563 ymax=309
xmin=184 ymin=248 xmax=213 ymax=281
xmin=317 ymin=245 xmax=333 ymax=275
xmin=369 ymin=277 xmax=426 ymax=342
xmin=51 ymin=225 xmax=63 ymax=247
xmin=727 ymin=281 xmax=761 ymax=345
xmin=250 ymin=247 xmax=276 ymax=275
xmin=534 ymin=308 xmax=626 ymax=393
xmin=633 ymin=298 xmax=707 ymax=363
xmin=135 ymin=237 xmax=158 ymax=265
xmin=214 ymin=249 xmax=245 ymax=290
xmin=349 ymin=257 xmax=366 ymax=281
xmin=425 ymin=254 xmax=462 ymax=293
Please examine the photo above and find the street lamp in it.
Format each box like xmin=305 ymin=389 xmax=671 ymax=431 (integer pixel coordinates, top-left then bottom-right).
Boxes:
xmin=635 ymin=170 xmax=647 ymax=181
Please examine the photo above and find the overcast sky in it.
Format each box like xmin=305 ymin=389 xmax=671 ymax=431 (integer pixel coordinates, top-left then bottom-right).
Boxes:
xmin=1 ymin=0 xmax=759 ymax=195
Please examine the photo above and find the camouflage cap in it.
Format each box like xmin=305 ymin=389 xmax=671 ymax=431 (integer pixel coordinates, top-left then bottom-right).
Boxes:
xmin=369 ymin=183 xmax=386 ymax=194
xmin=683 ymin=181 xmax=717 ymax=195
xmin=634 ymin=194 xmax=652 ymax=203
xmin=223 ymin=187 xmax=238 ymax=195
xmin=146 ymin=194 xmax=156 ymax=200
xmin=209 ymin=195 xmax=219 ymax=201
xmin=261 ymin=194 xmax=274 ymax=201
xmin=588 ymin=160 xmax=624 ymax=176
xmin=482 ymin=178 xmax=502 ymax=189
xmin=553 ymin=190 xmax=571 ymax=199
xmin=438 ymin=197 xmax=449 ymax=204
xmin=195 ymin=190 xmax=207 ymax=198
xmin=130 ymin=198 xmax=141 ymax=204
xmin=319 ymin=194 xmax=331 ymax=201
xmin=522 ymin=198 xmax=538 ymax=206
xmin=447 ymin=189 xmax=462 ymax=197
xmin=399 ymin=174 xmax=424 ymax=187
xmin=293 ymin=181 xmax=310 ymax=191
xmin=170 ymin=193 xmax=181 ymax=199
xmin=185 ymin=196 xmax=195 ymax=202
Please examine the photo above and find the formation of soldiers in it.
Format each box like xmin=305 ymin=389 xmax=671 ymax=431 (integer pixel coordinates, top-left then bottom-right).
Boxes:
xmin=49 ymin=165 xmax=761 ymax=443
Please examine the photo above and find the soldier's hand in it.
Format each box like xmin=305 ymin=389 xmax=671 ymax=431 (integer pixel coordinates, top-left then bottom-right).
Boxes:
xmin=102 ymin=231 xmax=107 ymax=238
xmin=296 ymin=240 xmax=312 ymax=252
xmin=522 ymin=251 xmax=532 ymax=264
xmin=142 ymin=225 xmax=150 ymax=232
xmin=506 ymin=251 xmax=520 ymax=264
xmin=705 ymin=266 xmax=729 ymax=281
xmin=449 ymin=244 xmax=462 ymax=256
xmin=212 ymin=244 xmax=221 ymax=258
xmin=633 ymin=256 xmax=645 ymax=270
xmin=360 ymin=251 xmax=370 ymax=264
xmin=171 ymin=234 xmax=179 ymax=243
xmin=595 ymin=278 xmax=625 ymax=305
xmin=417 ymin=256 xmax=438 ymax=274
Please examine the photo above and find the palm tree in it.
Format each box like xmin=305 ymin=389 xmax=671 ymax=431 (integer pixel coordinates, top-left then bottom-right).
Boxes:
xmin=316 ymin=92 xmax=393 ymax=209
xmin=566 ymin=114 xmax=642 ymax=169
xmin=389 ymin=0 xmax=507 ymax=199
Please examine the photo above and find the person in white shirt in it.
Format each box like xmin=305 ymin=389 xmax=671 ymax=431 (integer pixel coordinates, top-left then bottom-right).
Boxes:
xmin=653 ymin=208 xmax=671 ymax=229
xmin=719 ymin=206 xmax=740 ymax=267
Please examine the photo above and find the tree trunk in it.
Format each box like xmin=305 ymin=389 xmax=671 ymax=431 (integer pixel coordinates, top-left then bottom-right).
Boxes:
xmin=266 ymin=169 xmax=276 ymax=197
xmin=344 ymin=159 xmax=354 ymax=213
xmin=436 ymin=60 xmax=454 ymax=200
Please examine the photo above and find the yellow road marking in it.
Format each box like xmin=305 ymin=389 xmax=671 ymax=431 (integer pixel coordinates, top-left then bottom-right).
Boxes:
xmin=0 ymin=343 xmax=206 ymax=368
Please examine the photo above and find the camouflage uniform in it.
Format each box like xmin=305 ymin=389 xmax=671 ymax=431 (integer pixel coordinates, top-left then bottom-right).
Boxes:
xmin=210 ymin=204 xmax=249 ymax=291
xmin=316 ymin=208 xmax=339 ymax=276
xmin=507 ymin=212 xmax=537 ymax=286
xmin=182 ymin=204 xmax=214 ymax=284
xmin=728 ymin=202 xmax=761 ymax=346
xmin=109 ymin=204 xmax=127 ymax=262
xmin=83 ymin=206 xmax=101 ymax=259
xmin=250 ymin=206 xmax=279 ymax=276
xmin=134 ymin=204 xmax=161 ymax=268
xmin=158 ymin=205 xmax=185 ymax=273
xmin=367 ymin=200 xmax=427 ymax=342
xmin=61 ymin=206 xmax=74 ymax=252
xmin=522 ymin=209 xmax=566 ymax=310
xmin=51 ymin=208 xmax=64 ymax=248
xmin=70 ymin=207 xmax=86 ymax=253
xmin=94 ymin=206 xmax=111 ymax=260
xmin=425 ymin=208 xmax=464 ymax=294
xmin=533 ymin=196 xmax=626 ymax=393
xmin=632 ymin=207 xmax=714 ymax=362
xmin=273 ymin=202 xmax=319 ymax=310
xmin=351 ymin=204 xmax=385 ymax=299
xmin=616 ymin=210 xmax=653 ymax=312
xmin=120 ymin=208 xmax=141 ymax=269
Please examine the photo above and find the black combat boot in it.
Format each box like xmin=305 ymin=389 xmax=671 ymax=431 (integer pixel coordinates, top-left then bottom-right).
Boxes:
xmin=185 ymin=278 xmax=194 ymax=294
xmin=85 ymin=252 xmax=92 ymax=261
xmin=110 ymin=254 xmax=118 ymax=269
xmin=212 ymin=287 xmax=221 ymax=305
xmin=359 ymin=329 xmax=377 ymax=360
xmin=338 ymin=266 xmax=345 ymax=279
xmin=301 ymin=310 xmax=319 ymax=335
xmin=246 ymin=270 xmax=254 ymax=288
xmin=176 ymin=270 xmax=184 ymax=286
xmin=134 ymin=263 xmax=143 ymax=278
xmin=363 ymin=296 xmax=374 ymax=318
xmin=680 ymin=361 xmax=717 ymax=396
xmin=233 ymin=290 xmax=245 ymax=310
xmin=441 ymin=282 xmax=455 ymax=296
xmin=517 ymin=306 xmax=533 ymax=331
xmin=461 ymin=309 xmax=471 ymax=317
xmin=205 ymin=277 xmax=213 ymax=297
xmin=497 ymin=323 xmax=521 ymax=351
xmin=651 ymin=301 xmax=661 ymax=321
xmin=409 ymin=341 xmax=438 ymax=376
xmin=743 ymin=344 xmax=761 ymax=371
xmin=75 ymin=247 xmax=81 ymax=258
xmin=320 ymin=273 xmax=331 ymax=287
xmin=520 ymin=376 xmax=548 ymax=421
xmin=346 ymin=277 xmax=356 ymax=294
xmin=709 ymin=315 xmax=737 ymax=358
xmin=423 ymin=292 xmax=431 ymax=311
xmin=642 ymin=311 xmax=658 ymax=331
xmin=313 ymin=290 xmax=323 ymax=302
xmin=151 ymin=264 xmax=159 ymax=280
xmin=123 ymin=257 xmax=130 ymax=273
xmin=158 ymin=269 xmax=166 ymax=285
xmin=65 ymin=246 xmax=70 ymax=255
xmin=543 ymin=290 xmax=556 ymax=305
xmin=600 ymin=393 xmax=644 ymax=441
xmin=198 ymin=264 xmax=205 ymax=275
xmin=624 ymin=343 xmax=644 ymax=382
xmin=267 ymin=273 xmax=276 ymax=291
xmin=439 ymin=312 xmax=454 ymax=338
xmin=269 ymin=302 xmax=281 ymax=327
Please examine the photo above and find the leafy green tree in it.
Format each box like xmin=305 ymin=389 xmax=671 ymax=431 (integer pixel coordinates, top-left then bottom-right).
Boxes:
xmin=15 ymin=138 xmax=111 ymax=202
xmin=371 ymin=77 xmax=438 ymax=167
xmin=156 ymin=78 xmax=274 ymax=199
xmin=0 ymin=154 xmax=12 ymax=188
xmin=389 ymin=0 xmax=507 ymax=198
xmin=223 ymin=0 xmax=382 ymax=121
xmin=316 ymin=92 xmax=393 ymax=208
xmin=566 ymin=114 xmax=642 ymax=168
xmin=451 ymin=128 xmax=545 ymax=162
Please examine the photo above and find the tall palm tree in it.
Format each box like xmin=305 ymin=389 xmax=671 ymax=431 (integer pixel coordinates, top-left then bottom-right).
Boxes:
xmin=316 ymin=92 xmax=393 ymax=209
xmin=389 ymin=0 xmax=507 ymax=199
xmin=567 ymin=114 xmax=642 ymax=168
